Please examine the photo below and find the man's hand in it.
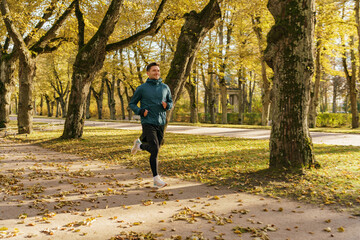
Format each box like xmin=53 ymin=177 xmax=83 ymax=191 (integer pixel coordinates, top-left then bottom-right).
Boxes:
xmin=140 ymin=109 xmax=148 ymax=117
xmin=162 ymin=101 xmax=167 ymax=109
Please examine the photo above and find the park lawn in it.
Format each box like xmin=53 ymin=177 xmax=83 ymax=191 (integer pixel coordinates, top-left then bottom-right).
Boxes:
xmin=12 ymin=127 xmax=360 ymax=214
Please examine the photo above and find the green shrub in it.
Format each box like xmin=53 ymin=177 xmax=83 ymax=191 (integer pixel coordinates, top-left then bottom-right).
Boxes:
xmin=316 ymin=113 xmax=352 ymax=128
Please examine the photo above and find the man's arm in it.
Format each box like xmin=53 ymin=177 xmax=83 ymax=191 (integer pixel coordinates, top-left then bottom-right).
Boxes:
xmin=128 ymin=87 xmax=142 ymax=115
xmin=165 ymin=85 xmax=173 ymax=110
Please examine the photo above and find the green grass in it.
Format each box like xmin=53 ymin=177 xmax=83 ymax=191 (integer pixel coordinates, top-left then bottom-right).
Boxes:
xmin=11 ymin=127 xmax=360 ymax=215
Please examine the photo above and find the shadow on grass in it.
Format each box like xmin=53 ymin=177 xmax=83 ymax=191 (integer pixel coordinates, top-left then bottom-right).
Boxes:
xmin=10 ymin=128 xmax=360 ymax=210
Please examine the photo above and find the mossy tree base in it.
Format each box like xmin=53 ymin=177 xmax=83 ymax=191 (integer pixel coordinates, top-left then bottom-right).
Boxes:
xmin=264 ymin=0 xmax=315 ymax=169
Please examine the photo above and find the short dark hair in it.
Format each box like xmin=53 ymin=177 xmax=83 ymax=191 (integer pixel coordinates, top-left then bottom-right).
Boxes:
xmin=146 ymin=62 xmax=160 ymax=71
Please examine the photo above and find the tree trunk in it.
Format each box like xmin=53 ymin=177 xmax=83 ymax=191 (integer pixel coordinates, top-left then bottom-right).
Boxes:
xmin=185 ymin=76 xmax=197 ymax=123
xmin=164 ymin=0 xmax=221 ymax=125
xmin=91 ymin=75 xmax=106 ymax=120
xmin=218 ymin=19 xmax=227 ymax=124
xmin=332 ymin=79 xmax=338 ymax=113
xmin=62 ymin=0 xmax=124 ymax=138
xmin=308 ymin=39 xmax=322 ymax=128
xmin=248 ymin=77 xmax=256 ymax=113
xmin=50 ymin=100 xmax=55 ymax=117
xmin=117 ymin=79 xmax=126 ymax=120
xmin=200 ymin=55 xmax=209 ymax=122
xmin=17 ymin=56 xmax=36 ymax=133
xmin=124 ymin=86 xmax=133 ymax=120
xmin=252 ymin=15 xmax=271 ymax=126
xmin=237 ymin=68 xmax=245 ymax=124
xmin=0 ymin=55 xmax=15 ymax=129
xmin=209 ymin=70 xmax=216 ymax=124
xmin=45 ymin=94 xmax=52 ymax=117
xmin=40 ymin=94 xmax=43 ymax=116
xmin=33 ymin=99 xmax=37 ymax=116
xmin=348 ymin=37 xmax=359 ymax=128
xmin=192 ymin=67 xmax=198 ymax=123
xmin=86 ymin=89 xmax=91 ymax=119
xmin=14 ymin=93 xmax=18 ymax=115
xmin=264 ymin=0 xmax=315 ymax=170
xmin=55 ymin=98 xmax=61 ymax=118
xmin=341 ymin=36 xmax=359 ymax=128
xmin=355 ymin=0 xmax=360 ymax=128
xmin=60 ymin=98 xmax=67 ymax=118
xmin=106 ymin=75 xmax=116 ymax=120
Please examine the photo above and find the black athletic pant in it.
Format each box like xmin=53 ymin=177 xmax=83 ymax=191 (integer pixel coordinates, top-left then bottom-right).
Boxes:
xmin=139 ymin=124 xmax=165 ymax=177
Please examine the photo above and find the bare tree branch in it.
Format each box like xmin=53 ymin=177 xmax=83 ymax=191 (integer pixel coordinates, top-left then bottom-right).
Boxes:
xmin=75 ymin=0 xmax=85 ymax=48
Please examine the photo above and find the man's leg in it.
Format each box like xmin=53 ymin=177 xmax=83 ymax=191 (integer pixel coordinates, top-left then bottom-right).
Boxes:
xmin=140 ymin=124 xmax=160 ymax=177
xmin=140 ymin=124 xmax=167 ymax=188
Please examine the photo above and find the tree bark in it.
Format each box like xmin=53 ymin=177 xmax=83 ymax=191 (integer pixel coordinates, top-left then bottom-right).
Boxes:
xmin=264 ymin=0 xmax=315 ymax=170
xmin=308 ymin=39 xmax=322 ymax=128
xmin=237 ymin=67 xmax=245 ymax=124
xmin=201 ymin=65 xmax=210 ymax=122
xmin=355 ymin=0 xmax=360 ymax=125
xmin=209 ymin=69 xmax=216 ymax=124
xmin=342 ymin=36 xmax=359 ymax=128
xmin=86 ymin=89 xmax=91 ymax=119
xmin=40 ymin=94 xmax=44 ymax=116
xmin=0 ymin=55 xmax=15 ymax=129
xmin=117 ymin=79 xmax=126 ymax=120
xmin=106 ymin=75 xmax=116 ymax=120
xmin=124 ymin=86 xmax=133 ymax=120
xmin=164 ymin=0 xmax=221 ymax=125
xmin=17 ymin=56 xmax=36 ymax=133
xmin=55 ymin=97 xmax=61 ymax=118
xmin=45 ymin=94 xmax=53 ymax=117
xmin=14 ymin=93 xmax=17 ymax=114
xmin=91 ymin=74 xmax=106 ymax=120
xmin=252 ymin=15 xmax=271 ymax=126
xmin=218 ymin=19 xmax=227 ymax=124
xmin=185 ymin=75 xmax=198 ymax=123
xmin=332 ymin=77 xmax=338 ymax=113
xmin=247 ymin=75 xmax=256 ymax=113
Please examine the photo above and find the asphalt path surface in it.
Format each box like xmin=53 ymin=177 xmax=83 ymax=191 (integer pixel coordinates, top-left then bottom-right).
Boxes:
xmin=13 ymin=117 xmax=360 ymax=147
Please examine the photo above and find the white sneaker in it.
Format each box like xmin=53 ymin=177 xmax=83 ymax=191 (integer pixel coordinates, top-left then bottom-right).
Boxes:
xmin=153 ymin=175 xmax=167 ymax=188
xmin=131 ymin=139 xmax=142 ymax=155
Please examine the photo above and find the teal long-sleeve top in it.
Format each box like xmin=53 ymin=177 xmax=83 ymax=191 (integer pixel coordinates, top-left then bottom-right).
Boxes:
xmin=128 ymin=78 xmax=173 ymax=126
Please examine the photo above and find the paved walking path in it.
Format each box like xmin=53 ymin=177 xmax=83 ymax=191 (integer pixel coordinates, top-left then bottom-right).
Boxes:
xmin=0 ymin=138 xmax=359 ymax=240
xmin=26 ymin=117 xmax=360 ymax=146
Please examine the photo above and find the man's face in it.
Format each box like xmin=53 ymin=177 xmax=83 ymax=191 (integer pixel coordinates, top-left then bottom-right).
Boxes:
xmin=147 ymin=66 xmax=160 ymax=80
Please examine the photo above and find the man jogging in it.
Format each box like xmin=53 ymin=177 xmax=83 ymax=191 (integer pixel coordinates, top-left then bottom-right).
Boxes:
xmin=129 ymin=62 xmax=173 ymax=188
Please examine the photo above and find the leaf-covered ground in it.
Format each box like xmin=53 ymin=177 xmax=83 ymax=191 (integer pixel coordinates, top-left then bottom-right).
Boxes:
xmin=12 ymin=127 xmax=360 ymax=214
xmin=1 ymin=129 xmax=360 ymax=239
